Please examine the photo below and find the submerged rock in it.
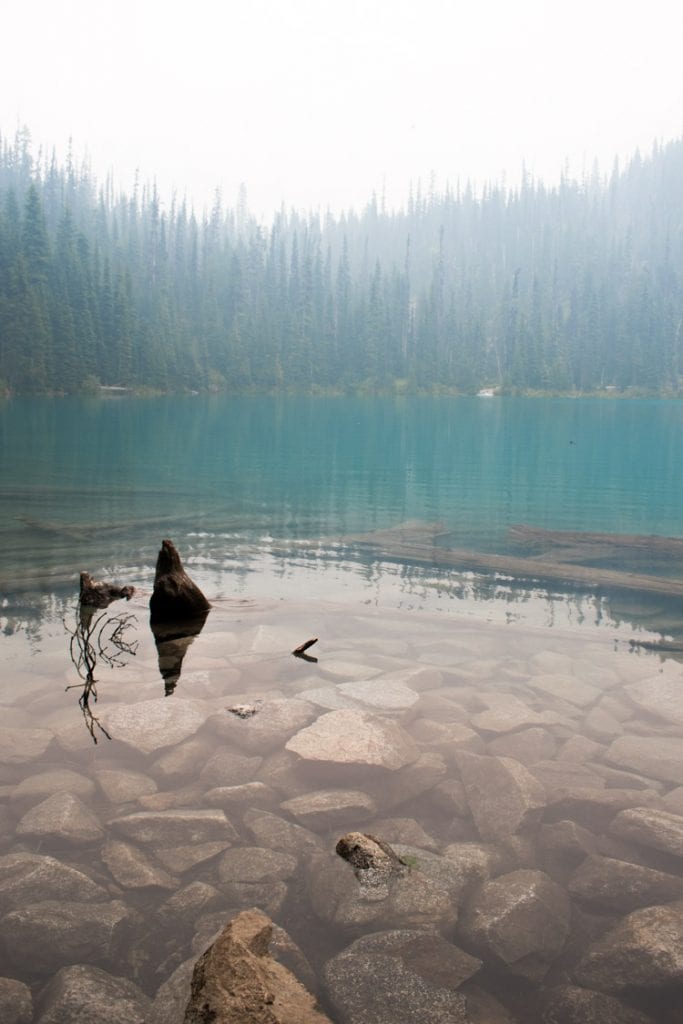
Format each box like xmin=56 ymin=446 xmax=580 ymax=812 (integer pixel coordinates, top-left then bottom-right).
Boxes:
xmin=10 ymin=768 xmax=96 ymax=813
xmin=609 ymin=807 xmax=683 ymax=858
xmin=183 ymin=908 xmax=332 ymax=1024
xmin=456 ymin=752 xmax=546 ymax=841
xmin=149 ymin=539 xmax=210 ymax=623
xmin=111 ymin=808 xmax=238 ymax=847
xmin=101 ymin=839 xmax=178 ymax=891
xmin=34 ymin=964 xmax=150 ymax=1024
xmin=542 ymin=985 xmax=657 ymax=1024
xmin=15 ymin=791 xmax=103 ymax=846
xmin=0 ymin=977 xmax=32 ymax=1024
xmin=458 ymin=869 xmax=571 ymax=980
xmin=101 ymin=697 xmax=209 ymax=755
xmin=574 ymin=901 xmax=683 ymax=992
xmin=567 ymin=854 xmax=683 ymax=912
xmin=0 ymin=852 xmax=108 ymax=914
xmin=323 ymin=929 xmax=479 ymax=1024
xmin=286 ymin=709 xmax=420 ymax=771
xmin=280 ymin=789 xmax=377 ymax=829
xmin=606 ymin=736 xmax=683 ymax=786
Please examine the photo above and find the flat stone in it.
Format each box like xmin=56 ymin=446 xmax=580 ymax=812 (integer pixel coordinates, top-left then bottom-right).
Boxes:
xmin=624 ymin=677 xmax=683 ymax=725
xmin=537 ymin=821 xmax=598 ymax=863
xmin=15 ymin=792 xmax=103 ymax=846
xmin=208 ymin=699 xmax=318 ymax=754
xmin=575 ymin=901 xmax=683 ymax=992
xmin=606 ymin=736 xmax=683 ymax=785
xmin=337 ymin=680 xmax=420 ymax=712
xmin=296 ymin=687 xmax=356 ymax=710
xmin=320 ymin=660 xmax=383 ymax=681
xmin=153 ymin=841 xmax=231 ymax=874
xmin=488 ymin=727 xmax=558 ymax=765
xmin=469 ymin=696 xmax=546 ymax=734
xmin=286 ymin=710 xmax=420 ymax=771
xmin=662 ymin=787 xmax=683 ymax=815
xmin=0 ymin=899 xmax=134 ymax=972
xmin=198 ymin=749 xmax=263 ymax=787
xmin=583 ymin=706 xmax=624 ymax=742
xmin=609 ymin=807 xmax=683 ymax=858
xmin=0 ymin=977 xmax=32 ymax=1024
xmin=370 ymin=818 xmax=439 ymax=852
xmin=280 ymin=789 xmax=377 ymax=828
xmin=528 ymin=760 xmax=606 ymax=795
xmin=95 ymin=768 xmax=158 ymax=804
xmin=458 ymin=869 xmax=571 ymax=980
xmin=442 ymin=843 xmax=501 ymax=887
xmin=568 ymin=854 xmax=683 ymax=912
xmin=111 ymin=808 xmax=238 ymax=846
xmin=542 ymin=985 xmax=657 ymax=1024
xmin=557 ymin=736 xmax=605 ymax=763
xmin=204 ymin=782 xmax=278 ymax=811
xmin=217 ymin=847 xmax=298 ymax=883
xmin=34 ymin=964 xmax=151 ymax=1024
xmin=0 ymin=852 xmax=108 ymax=914
xmin=545 ymin=788 xmax=661 ymax=829
xmin=324 ymin=929 xmax=478 ymax=1024
xmin=101 ymin=697 xmax=208 ymax=754
xmin=157 ymin=882 xmax=224 ymax=931
xmin=528 ymin=674 xmax=600 ymax=707
xmin=150 ymin=736 xmax=211 ymax=782
xmin=0 ymin=726 xmax=53 ymax=764
xmin=9 ymin=769 xmax=95 ymax=812
xmin=243 ymin=810 xmax=323 ymax=858
xmin=456 ymin=751 xmax=546 ymax=841
xmin=101 ymin=839 xmax=178 ymax=890
xmin=371 ymin=752 xmax=448 ymax=811
xmin=408 ymin=719 xmax=485 ymax=756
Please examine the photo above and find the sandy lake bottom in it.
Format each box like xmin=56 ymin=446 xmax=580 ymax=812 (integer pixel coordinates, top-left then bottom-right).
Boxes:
xmin=0 ymin=587 xmax=682 ymax=1023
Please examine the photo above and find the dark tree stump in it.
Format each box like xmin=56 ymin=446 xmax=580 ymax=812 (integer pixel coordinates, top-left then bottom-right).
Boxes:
xmin=149 ymin=539 xmax=210 ymax=624
xmin=79 ymin=571 xmax=135 ymax=609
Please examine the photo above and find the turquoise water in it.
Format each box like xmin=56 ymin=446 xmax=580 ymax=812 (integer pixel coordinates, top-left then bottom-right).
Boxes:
xmin=1 ymin=395 xmax=683 ymax=628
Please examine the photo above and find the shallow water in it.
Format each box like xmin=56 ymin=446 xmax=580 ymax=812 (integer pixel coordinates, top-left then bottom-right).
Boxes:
xmin=1 ymin=396 xmax=682 ymax=1022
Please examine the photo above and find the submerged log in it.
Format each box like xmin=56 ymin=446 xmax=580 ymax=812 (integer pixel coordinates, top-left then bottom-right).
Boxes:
xmin=149 ymin=539 xmax=211 ymax=624
xmin=79 ymin=572 xmax=135 ymax=609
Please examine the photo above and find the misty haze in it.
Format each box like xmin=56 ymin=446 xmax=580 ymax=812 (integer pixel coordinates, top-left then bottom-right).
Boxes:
xmin=1 ymin=1 xmax=683 ymax=1021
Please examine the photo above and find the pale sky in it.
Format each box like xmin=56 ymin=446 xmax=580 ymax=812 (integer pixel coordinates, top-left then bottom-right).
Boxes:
xmin=2 ymin=0 xmax=682 ymax=218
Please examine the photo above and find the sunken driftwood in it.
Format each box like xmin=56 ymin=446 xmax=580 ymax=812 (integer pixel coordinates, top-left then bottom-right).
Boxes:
xmin=293 ymin=637 xmax=318 ymax=657
xmin=149 ymin=539 xmax=211 ymax=624
xmin=79 ymin=571 xmax=135 ymax=609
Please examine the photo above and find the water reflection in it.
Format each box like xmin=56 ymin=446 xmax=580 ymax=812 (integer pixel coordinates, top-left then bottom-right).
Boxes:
xmin=65 ymin=601 xmax=138 ymax=742
xmin=151 ymin=611 xmax=209 ymax=696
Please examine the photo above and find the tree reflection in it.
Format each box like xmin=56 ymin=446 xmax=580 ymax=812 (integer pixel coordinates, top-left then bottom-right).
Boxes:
xmin=151 ymin=611 xmax=209 ymax=696
xmin=64 ymin=602 xmax=138 ymax=742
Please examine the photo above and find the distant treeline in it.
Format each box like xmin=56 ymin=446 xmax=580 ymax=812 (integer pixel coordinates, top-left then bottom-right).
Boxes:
xmin=0 ymin=127 xmax=682 ymax=395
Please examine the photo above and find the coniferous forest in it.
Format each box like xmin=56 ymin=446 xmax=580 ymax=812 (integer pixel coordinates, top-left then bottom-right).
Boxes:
xmin=1 ymin=128 xmax=682 ymax=396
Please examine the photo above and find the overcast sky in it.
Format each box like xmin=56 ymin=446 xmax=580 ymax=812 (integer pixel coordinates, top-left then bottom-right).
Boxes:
xmin=2 ymin=0 xmax=682 ymax=218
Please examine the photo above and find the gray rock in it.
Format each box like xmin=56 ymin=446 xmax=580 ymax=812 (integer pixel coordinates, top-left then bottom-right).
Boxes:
xmin=243 ymin=810 xmax=324 ymax=858
xmin=583 ymin=706 xmax=624 ymax=742
xmin=469 ymin=696 xmax=546 ymax=734
xmin=538 ymin=820 xmax=598 ymax=862
xmin=568 ymin=854 xmax=683 ymax=911
xmin=286 ymin=709 xmax=420 ymax=770
xmin=337 ymin=680 xmax=420 ymax=713
xmin=575 ymin=901 xmax=683 ymax=992
xmin=0 ymin=899 xmax=134 ymax=972
xmin=588 ymin=764 xmax=665 ymax=792
xmin=369 ymin=817 xmax=438 ymax=852
xmin=308 ymin=846 xmax=458 ymax=931
xmin=154 ymin=841 xmax=233 ymax=874
xmin=15 ymin=791 xmax=103 ymax=845
xmin=94 ymin=768 xmax=158 ymax=804
xmin=458 ymin=869 xmax=571 ymax=980
xmin=10 ymin=769 xmax=95 ymax=813
xmin=542 ymin=985 xmax=656 ymax=1024
xmin=101 ymin=696 xmax=209 ymax=755
xmin=0 ymin=726 xmax=53 ymax=764
xmin=487 ymin=727 xmax=558 ymax=765
xmin=408 ymin=718 xmax=485 ymax=757
xmin=0 ymin=852 xmax=108 ymax=914
xmin=158 ymin=881 xmax=224 ymax=928
xmin=151 ymin=736 xmax=213 ymax=782
xmin=204 ymin=782 xmax=277 ymax=811
xmin=198 ymin=748 xmax=263 ymax=788
xmin=111 ymin=808 xmax=238 ymax=846
xmin=101 ymin=838 xmax=178 ymax=890
xmin=34 ymin=963 xmax=150 ymax=1024
xmin=528 ymin=760 xmax=606 ymax=795
xmin=606 ymin=736 xmax=683 ymax=785
xmin=218 ymin=846 xmax=298 ymax=883
xmin=557 ymin=736 xmax=605 ymax=763
xmin=323 ymin=929 xmax=479 ymax=1024
xmin=183 ymin=908 xmax=332 ymax=1024
xmin=280 ymin=788 xmax=377 ymax=828
xmin=147 ymin=955 xmax=195 ymax=1024
xmin=216 ymin=880 xmax=289 ymax=916
xmin=442 ymin=842 xmax=501 ymax=888
xmin=527 ymin=674 xmax=600 ymax=707
xmin=662 ymin=786 xmax=683 ymax=815
xmin=610 ymin=807 xmax=683 ymax=858
xmin=624 ymin=677 xmax=683 ymax=726
xmin=0 ymin=977 xmax=32 ymax=1024
xmin=208 ymin=699 xmax=318 ymax=754
xmin=545 ymin=788 xmax=661 ymax=829
xmin=456 ymin=751 xmax=546 ymax=841
xmin=371 ymin=751 xmax=448 ymax=810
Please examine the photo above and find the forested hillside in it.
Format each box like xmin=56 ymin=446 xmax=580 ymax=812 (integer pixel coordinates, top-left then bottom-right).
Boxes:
xmin=1 ymin=129 xmax=682 ymax=395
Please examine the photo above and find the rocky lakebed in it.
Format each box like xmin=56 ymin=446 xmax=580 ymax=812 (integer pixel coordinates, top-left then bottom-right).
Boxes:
xmin=0 ymin=593 xmax=682 ymax=1023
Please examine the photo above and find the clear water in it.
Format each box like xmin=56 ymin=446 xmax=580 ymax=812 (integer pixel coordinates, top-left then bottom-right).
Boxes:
xmin=1 ymin=396 xmax=683 ymax=1021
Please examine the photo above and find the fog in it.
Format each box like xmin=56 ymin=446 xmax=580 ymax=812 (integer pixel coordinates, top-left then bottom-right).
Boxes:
xmin=2 ymin=0 xmax=682 ymax=216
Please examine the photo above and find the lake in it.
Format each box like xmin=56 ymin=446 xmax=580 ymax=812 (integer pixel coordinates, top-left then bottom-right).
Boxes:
xmin=0 ymin=395 xmax=682 ymax=1023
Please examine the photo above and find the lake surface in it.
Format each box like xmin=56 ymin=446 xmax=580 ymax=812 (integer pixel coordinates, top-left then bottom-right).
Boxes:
xmin=1 ymin=396 xmax=682 ymax=1023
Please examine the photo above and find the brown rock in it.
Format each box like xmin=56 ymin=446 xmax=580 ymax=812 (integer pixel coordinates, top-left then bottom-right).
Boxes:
xmin=610 ymin=807 xmax=683 ymax=858
xmin=182 ymin=908 xmax=331 ymax=1023
xmin=456 ymin=752 xmax=546 ymax=841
